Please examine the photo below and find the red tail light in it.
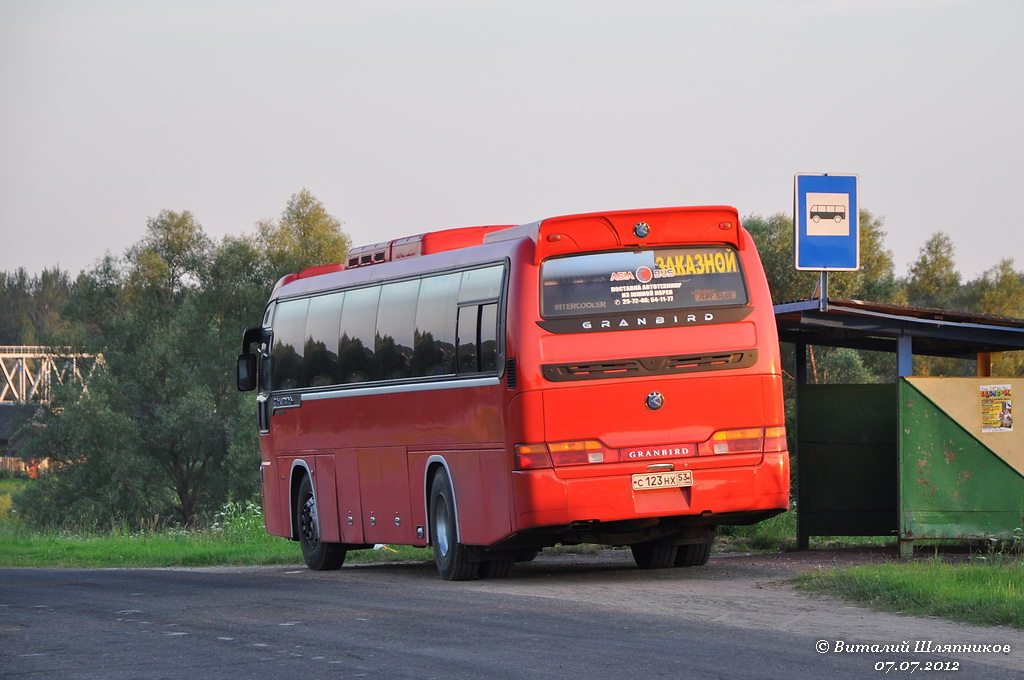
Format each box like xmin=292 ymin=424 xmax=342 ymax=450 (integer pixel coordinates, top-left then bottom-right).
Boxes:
xmin=514 ymin=444 xmax=552 ymax=470
xmin=697 ymin=426 xmax=787 ymax=455
xmin=763 ymin=426 xmax=788 ymax=452
xmin=514 ymin=440 xmax=614 ymax=469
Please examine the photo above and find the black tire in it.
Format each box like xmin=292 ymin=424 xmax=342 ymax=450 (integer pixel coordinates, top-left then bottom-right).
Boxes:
xmin=480 ymin=558 xmax=515 ymax=579
xmin=631 ymin=541 xmax=677 ymax=569
xmin=674 ymin=540 xmax=712 ymax=567
xmin=296 ymin=475 xmax=346 ymax=571
xmin=429 ymin=468 xmax=479 ymax=581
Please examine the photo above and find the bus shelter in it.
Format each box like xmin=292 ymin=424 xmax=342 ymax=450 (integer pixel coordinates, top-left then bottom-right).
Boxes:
xmin=774 ymin=298 xmax=1024 ymax=556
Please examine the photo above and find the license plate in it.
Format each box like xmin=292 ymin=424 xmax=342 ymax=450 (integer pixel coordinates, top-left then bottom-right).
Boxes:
xmin=631 ymin=470 xmax=693 ymax=491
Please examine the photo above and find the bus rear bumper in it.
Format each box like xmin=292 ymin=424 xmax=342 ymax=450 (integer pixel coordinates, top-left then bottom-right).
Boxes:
xmin=510 ymin=451 xmax=790 ymax=534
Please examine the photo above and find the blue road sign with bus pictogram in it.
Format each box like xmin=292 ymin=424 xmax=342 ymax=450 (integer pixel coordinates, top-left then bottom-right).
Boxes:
xmin=794 ymin=173 xmax=859 ymax=271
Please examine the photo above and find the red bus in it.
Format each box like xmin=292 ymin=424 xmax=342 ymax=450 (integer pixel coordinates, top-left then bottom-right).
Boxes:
xmin=237 ymin=206 xmax=789 ymax=580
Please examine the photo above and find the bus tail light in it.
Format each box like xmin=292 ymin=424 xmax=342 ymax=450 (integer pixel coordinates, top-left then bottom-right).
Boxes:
xmin=697 ymin=426 xmax=787 ymax=455
xmin=514 ymin=444 xmax=552 ymax=470
xmin=514 ymin=440 xmax=613 ymax=469
xmin=549 ymin=440 xmax=607 ymax=466
xmin=763 ymin=426 xmax=788 ymax=452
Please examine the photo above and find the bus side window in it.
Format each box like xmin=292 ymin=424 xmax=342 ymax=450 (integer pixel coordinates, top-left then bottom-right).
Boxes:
xmin=339 ymin=286 xmax=381 ymax=384
xmin=479 ymin=303 xmax=498 ymax=372
xmin=459 ymin=265 xmax=503 ymax=301
xmin=412 ymin=273 xmax=460 ymax=377
xmin=457 ymin=302 xmax=499 ymax=374
xmin=271 ymin=298 xmax=309 ymax=390
xmin=376 ymin=280 xmax=420 ymax=380
xmin=456 ymin=305 xmax=478 ymax=373
xmin=304 ymin=292 xmax=344 ymax=387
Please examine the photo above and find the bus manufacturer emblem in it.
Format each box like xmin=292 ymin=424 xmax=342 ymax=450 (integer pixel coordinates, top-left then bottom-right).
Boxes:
xmin=633 ymin=222 xmax=651 ymax=238
xmin=272 ymin=394 xmax=300 ymax=408
xmin=645 ymin=391 xmax=665 ymax=411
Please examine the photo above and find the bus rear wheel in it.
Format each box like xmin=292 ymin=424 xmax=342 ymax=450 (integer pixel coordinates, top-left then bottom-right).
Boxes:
xmin=429 ymin=468 xmax=479 ymax=581
xmin=631 ymin=541 xmax=677 ymax=569
xmin=296 ymin=475 xmax=346 ymax=571
xmin=480 ymin=558 xmax=514 ymax=578
xmin=674 ymin=540 xmax=712 ymax=567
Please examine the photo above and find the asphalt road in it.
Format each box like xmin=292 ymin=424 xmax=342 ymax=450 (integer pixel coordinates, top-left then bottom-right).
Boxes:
xmin=1 ymin=553 xmax=1021 ymax=680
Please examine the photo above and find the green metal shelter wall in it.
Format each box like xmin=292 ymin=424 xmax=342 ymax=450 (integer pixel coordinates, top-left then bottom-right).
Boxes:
xmin=899 ymin=379 xmax=1024 ymax=541
xmin=797 ymin=379 xmax=1024 ymax=544
xmin=796 ymin=384 xmax=898 ymax=538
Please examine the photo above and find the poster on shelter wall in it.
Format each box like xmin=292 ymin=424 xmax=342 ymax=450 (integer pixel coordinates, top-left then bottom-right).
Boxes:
xmin=981 ymin=384 xmax=1013 ymax=433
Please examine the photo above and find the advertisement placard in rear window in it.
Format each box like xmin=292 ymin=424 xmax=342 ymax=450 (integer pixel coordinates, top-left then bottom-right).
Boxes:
xmin=541 ymin=246 xmax=748 ymax=320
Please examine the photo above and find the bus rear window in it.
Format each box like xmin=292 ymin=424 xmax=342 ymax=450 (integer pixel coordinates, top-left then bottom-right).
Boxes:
xmin=541 ymin=247 xmax=747 ymax=318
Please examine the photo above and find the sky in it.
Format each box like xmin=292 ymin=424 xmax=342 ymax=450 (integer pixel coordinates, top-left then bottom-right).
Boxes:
xmin=2 ymin=0 xmax=1021 ymax=284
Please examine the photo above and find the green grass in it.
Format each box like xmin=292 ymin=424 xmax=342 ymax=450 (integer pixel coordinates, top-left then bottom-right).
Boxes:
xmin=796 ymin=557 xmax=1024 ymax=629
xmin=0 ymin=495 xmax=435 ymax=568
xmin=0 ymin=477 xmax=28 ymax=493
xmin=0 ymin=487 xmax=433 ymax=568
xmin=0 ymin=478 xmax=27 ymax=519
xmin=0 ymin=525 xmax=295 ymax=567
xmin=0 ymin=525 xmax=435 ymax=568
xmin=720 ymin=510 xmax=797 ymax=551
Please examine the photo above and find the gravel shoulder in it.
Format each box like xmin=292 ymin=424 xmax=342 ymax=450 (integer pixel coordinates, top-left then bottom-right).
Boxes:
xmin=470 ymin=546 xmax=1024 ymax=673
xmin=176 ymin=546 xmax=1022 ymax=672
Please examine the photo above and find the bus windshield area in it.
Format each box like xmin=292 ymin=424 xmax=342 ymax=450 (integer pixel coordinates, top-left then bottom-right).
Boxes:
xmin=540 ymin=246 xmax=748 ymax=319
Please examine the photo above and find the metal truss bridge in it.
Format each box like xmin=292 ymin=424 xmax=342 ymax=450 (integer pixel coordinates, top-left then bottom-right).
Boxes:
xmin=0 ymin=346 xmax=104 ymax=405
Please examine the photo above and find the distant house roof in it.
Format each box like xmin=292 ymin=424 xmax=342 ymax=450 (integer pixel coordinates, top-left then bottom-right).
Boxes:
xmin=0 ymin=405 xmax=36 ymax=451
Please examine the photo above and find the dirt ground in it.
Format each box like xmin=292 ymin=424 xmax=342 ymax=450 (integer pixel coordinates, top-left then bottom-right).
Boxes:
xmin=480 ymin=546 xmax=1024 ymax=673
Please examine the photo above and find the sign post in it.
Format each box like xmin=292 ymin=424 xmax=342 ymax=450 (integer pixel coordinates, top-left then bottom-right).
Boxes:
xmin=794 ymin=173 xmax=860 ymax=310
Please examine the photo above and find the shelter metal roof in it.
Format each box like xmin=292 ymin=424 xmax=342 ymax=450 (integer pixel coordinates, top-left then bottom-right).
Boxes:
xmin=774 ymin=298 xmax=1024 ymax=359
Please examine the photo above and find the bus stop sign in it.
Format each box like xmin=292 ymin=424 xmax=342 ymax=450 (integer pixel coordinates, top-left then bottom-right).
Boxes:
xmin=794 ymin=173 xmax=859 ymax=271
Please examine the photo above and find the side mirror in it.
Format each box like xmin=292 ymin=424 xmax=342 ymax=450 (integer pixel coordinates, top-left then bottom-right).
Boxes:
xmin=237 ymin=354 xmax=257 ymax=392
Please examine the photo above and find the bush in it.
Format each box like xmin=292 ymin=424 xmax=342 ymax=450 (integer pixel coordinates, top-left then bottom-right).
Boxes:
xmin=209 ymin=499 xmax=266 ymax=542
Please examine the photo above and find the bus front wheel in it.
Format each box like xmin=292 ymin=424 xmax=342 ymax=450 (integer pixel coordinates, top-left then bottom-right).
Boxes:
xmin=429 ymin=468 xmax=479 ymax=581
xmin=296 ymin=475 xmax=346 ymax=571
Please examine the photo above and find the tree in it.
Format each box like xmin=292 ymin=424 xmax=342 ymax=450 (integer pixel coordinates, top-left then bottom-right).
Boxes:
xmin=15 ymin=378 xmax=171 ymax=530
xmin=16 ymin=217 xmax=263 ymax=527
xmin=31 ymin=268 xmax=74 ymax=343
xmin=126 ymin=210 xmax=211 ymax=305
xmin=900 ymin=232 xmax=971 ymax=376
xmin=187 ymin=235 xmax=271 ymax=503
xmin=34 ymin=218 xmax=223 ymax=525
xmin=905 ymin=232 xmax=962 ymax=309
xmin=969 ymin=259 xmax=1024 ymax=318
xmin=15 ymin=194 xmax=352 ymax=530
xmin=257 ymin=188 xmax=351 ymax=279
xmin=0 ymin=269 xmax=34 ymax=344
xmin=965 ymin=259 xmax=1024 ymax=377
xmin=0 ymin=267 xmax=73 ymax=345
